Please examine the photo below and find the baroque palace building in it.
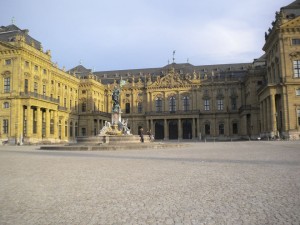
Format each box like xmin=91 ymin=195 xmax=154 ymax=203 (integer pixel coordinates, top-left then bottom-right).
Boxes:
xmin=0 ymin=0 xmax=300 ymax=144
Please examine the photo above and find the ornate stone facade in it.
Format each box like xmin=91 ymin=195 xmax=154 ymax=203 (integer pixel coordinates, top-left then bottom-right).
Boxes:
xmin=0 ymin=1 xmax=300 ymax=144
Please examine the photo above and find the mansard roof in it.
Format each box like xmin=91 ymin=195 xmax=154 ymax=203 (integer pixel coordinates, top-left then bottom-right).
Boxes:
xmin=88 ymin=62 xmax=252 ymax=85
xmin=281 ymin=0 xmax=300 ymax=10
xmin=68 ymin=65 xmax=92 ymax=77
xmin=0 ymin=24 xmax=42 ymax=50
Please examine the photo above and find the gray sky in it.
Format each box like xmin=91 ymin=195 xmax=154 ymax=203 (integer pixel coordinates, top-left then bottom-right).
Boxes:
xmin=0 ymin=0 xmax=292 ymax=71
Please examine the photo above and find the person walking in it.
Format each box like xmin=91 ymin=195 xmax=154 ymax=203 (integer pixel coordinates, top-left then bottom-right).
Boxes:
xmin=140 ymin=128 xmax=144 ymax=143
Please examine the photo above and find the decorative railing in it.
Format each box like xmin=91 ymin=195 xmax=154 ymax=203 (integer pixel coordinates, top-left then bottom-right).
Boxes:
xmin=19 ymin=92 xmax=59 ymax=103
xmin=91 ymin=110 xmax=111 ymax=117
xmin=145 ymin=110 xmax=200 ymax=116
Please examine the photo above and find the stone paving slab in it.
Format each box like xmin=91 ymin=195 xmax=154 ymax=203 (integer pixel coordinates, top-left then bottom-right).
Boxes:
xmin=0 ymin=141 xmax=299 ymax=225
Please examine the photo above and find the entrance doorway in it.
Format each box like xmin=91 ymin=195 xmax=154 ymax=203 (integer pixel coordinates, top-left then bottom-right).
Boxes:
xmin=168 ymin=120 xmax=178 ymax=139
xmin=154 ymin=120 xmax=164 ymax=140
xmin=182 ymin=119 xmax=192 ymax=139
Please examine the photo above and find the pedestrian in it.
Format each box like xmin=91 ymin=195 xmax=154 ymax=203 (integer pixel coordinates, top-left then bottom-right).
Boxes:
xmin=147 ymin=129 xmax=152 ymax=141
xmin=140 ymin=128 xmax=144 ymax=143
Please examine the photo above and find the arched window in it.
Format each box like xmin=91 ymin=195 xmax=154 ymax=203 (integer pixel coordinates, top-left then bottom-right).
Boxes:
xmin=232 ymin=122 xmax=238 ymax=134
xmin=82 ymin=102 xmax=86 ymax=112
xmin=70 ymin=122 xmax=73 ymax=137
xmin=75 ymin=122 xmax=78 ymax=137
xmin=3 ymin=102 xmax=9 ymax=108
xmin=125 ymin=103 xmax=130 ymax=113
xmin=205 ymin=123 xmax=210 ymax=135
xmin=219 ymin=123 xmax=224 ymax=135
xmin=65 ymin=121 xmax=68 ymax=137
xmin=137 ymin=102 xmax=143 ymax=113
xmin=169 ymin=96 xmax=176 ymax=112
xmin=156 ymin=97 xmax=162 ymax=112
xmin=182 ymin=96 xmax=189 ymax=111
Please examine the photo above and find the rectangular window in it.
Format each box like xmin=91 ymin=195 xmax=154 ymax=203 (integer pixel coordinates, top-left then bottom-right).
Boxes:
xmin=156 ymin=98 xmax=162 ymax=112
xmin=50 ymin=119 xmax=54 ymax=134
xmin=43 ymin=69 xmax=47 ymax=75
xmin=204 ymin=100 xmax=210 ymax=111
xmin=3 ymin=119 xmax=9 ymax=134
xmin=217 ymin=99 xmax=224 ymax=110
xmin=81 ymin=128 xmax=86 ymax=136
xmin=33 ymin=109 xmax=37 ymax=134
xmin=138 ymin=103 xmax=143 ymax=113
xmin=64 ymin=98 xmax=67 ymax=107
xmin=24 ymin=79 xmax=28 ymax=93
xmin=298 ymin=109 xmax=300 ymax=126
xmin=75 ymin=101 xmax=77 ymax=111
xmin=70 ymin=100 xmax=72 ymax=109
xmin=65 ymin=122 xmax=67 ymax=137
xmin=43 ymin=85 xmax=46 ymax=96
xmin=25 ymin=61 xmax=29 ymax=67
xmin=58 ymin=96 xmax=60 ymax=105
xmin=296 ymin=89 xmax=300 ymax=96
xmin=5 ymin=59 xmax=11 ymax=65
xmin=4 ymin=77 xmax=10 ymax=93
xmin=34 ymin=82 xmax=38 ymax=94
xmin=293 ymin=60 xmax=300 ymax=78
xmin=125 ymin=103 xmax=130 ymax=114
xmin=34 ymin=65 xmax=38 ymax=71
xmin=292 ymin=39 xmax=300 ymax=45
xmin=183 ymin=97 xmax=190 ymax=111
xmin=231 ymin=98 xmax=237 ymax=110
xmin=219 ymin=123 xmax=224 ymax=135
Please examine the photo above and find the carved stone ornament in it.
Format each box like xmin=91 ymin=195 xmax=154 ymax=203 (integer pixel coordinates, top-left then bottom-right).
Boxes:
xmin=150 ymin=68 xmax=193 ymax=88
xmin=289 ymin=51 xmax=300 ymax=58
xmin=34 ymin=75 xmax=40 ymax=80
xmin=1 ymin=70 xmax=11 ymax=76
xmin=24 ymin=72 xmax=31 ymax=77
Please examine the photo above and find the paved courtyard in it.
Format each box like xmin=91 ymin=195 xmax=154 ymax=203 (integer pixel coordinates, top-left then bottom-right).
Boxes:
xmin=0 ymin=141 xmax=299 ymax=225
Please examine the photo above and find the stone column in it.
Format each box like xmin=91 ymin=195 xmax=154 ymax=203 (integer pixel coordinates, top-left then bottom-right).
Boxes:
xmin=53 ymin=111 xmax=58 ymax=138
xmin=26 ymin=105 xmax=32 ymax=137
xmin=164 ymin=119 xmax=168 ymax=140
xmin=150 ymin=119 xmax=154 ymax=132
xmin=266 ymin=97 xmax=270 ymax=132
xmin=178 ymin=118 xmax=182 ymax=140
xmin=45 ymin=109 xmax=50 ymax=138
xmin=197 ymin=117 xmax=200 ymax=140
xmin=36 ymin=107 xmax=42 ymax=139
xmin=270 ymin=94 xmax=277 ymax=134
xmin=192 ymin=118 xmax=196 ymax=139
xmin=264 ymin=99 xmax=267 ymax=133
xmin=260 ymin=102 xmax=263 ymax=132
xmin=97 ymin=119 xmax=100 ymax=134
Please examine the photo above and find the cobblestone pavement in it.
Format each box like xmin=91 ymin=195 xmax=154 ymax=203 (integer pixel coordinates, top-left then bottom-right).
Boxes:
xmin=0 ymin=141 xmax=300 ymax=225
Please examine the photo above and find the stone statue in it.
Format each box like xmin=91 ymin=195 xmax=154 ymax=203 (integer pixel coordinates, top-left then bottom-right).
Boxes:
xmin=112 ymin=86 xmax=120 ymax=112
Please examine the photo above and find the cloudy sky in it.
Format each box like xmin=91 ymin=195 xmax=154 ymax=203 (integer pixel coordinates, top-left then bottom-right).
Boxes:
xmin=1 ymin=0 xmax=292 ymax=71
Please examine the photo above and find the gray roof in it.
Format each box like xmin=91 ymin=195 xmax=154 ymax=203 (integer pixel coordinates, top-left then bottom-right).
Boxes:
xmin=68 ymin=62 xmax=252 ymax=85
xmin=0 ymin=24 xmax=42 ymax=50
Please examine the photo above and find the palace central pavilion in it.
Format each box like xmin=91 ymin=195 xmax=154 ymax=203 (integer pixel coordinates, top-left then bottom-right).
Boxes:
xmin=1 ymin=1 xmax=300 ymax=144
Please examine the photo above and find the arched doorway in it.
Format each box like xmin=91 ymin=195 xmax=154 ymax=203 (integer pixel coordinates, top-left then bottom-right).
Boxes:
xmin=168 ymin=120 xmax=178 ymax=139
xmin=182 ymin=119 xmax=192 ymax=139
xmin=154 ymin=120 xmax=164 ymax=140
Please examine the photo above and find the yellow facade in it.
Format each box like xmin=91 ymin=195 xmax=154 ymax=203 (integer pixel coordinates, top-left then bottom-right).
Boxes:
xmin=0 ymin=1 xmax=300 ymax=144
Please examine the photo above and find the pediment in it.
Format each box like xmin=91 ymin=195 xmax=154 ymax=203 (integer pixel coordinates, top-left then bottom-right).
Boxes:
xmin=0 ymin=41 xmax=17 ymax=51
xmin=148 ymin=68 xmax=193 ymax=88
xmin=281 ymin=17 xmax=300 ymax=29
